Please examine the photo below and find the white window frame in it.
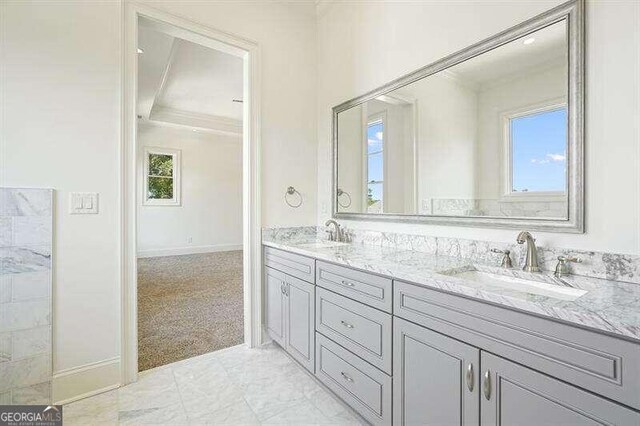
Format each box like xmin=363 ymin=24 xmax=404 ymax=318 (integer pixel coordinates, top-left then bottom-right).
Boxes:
xmin=362 ymin=111 xmax=387 ymax=212
xmin=143 ymin=147 xmax=181 ymax=206
xmin=501 ymin=98 xmax=567 ymax=201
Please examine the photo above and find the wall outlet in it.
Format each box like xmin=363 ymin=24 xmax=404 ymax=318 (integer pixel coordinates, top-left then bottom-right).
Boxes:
xmin=321 ymin=202 xmax=328 ymax=214
xmin=69 ymin=192 xmax=99 ymax=214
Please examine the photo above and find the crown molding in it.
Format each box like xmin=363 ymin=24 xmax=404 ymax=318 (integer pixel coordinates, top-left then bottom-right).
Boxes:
xmin=149 ymin=105 xmax=242 ymax=136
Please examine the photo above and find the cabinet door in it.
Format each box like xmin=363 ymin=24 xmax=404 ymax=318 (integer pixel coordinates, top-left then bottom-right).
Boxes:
xmin=285 ymin=275 xmax=315 ymax=373
xmin=264 ymin=266 xmax=286 ymax=346
xmin=394 ymin=317 xmax=480 ymax=426
xmin=481 ymin=352 xmax=640 ymax=426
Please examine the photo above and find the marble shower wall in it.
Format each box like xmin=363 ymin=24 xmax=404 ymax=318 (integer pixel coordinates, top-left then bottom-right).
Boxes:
xmin=0 ymin=188 xmax=53 ymax=404
xmin=262 ymin=226 xmax=640 ymax=285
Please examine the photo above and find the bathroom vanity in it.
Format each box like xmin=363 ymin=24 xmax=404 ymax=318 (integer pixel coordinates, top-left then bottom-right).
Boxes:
xmin=262 ymin=233 xmax=640 ymax=426
xmin=263 ymin=1 xmax=640 ymax=424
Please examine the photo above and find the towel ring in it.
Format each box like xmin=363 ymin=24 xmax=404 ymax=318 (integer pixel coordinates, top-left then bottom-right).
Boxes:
xmin=337 ymin=188 xmax=352 ymax=208
xmin=285 ymin=186 xmax=303 ymax=208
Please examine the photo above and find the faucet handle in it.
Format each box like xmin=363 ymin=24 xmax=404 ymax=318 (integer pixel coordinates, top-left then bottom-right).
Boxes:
xmin=325 ymin=229 xmax=335 ymax=241
xmin=341 ymin=227 xmax=352 ymax=243
xmin=557 ymin=255 xmax=582 ymax=264
xmin=555 ymin=255 xmax=582 ymax=277
xmin=491 ymin=248 xmax=513 ymax=268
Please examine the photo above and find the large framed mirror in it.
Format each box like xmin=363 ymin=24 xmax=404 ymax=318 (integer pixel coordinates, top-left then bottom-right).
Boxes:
xmin=333 ymin=0 xmax=584 ymax=233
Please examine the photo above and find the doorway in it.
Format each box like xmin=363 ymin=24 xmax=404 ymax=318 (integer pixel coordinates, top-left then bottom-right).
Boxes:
xmin=135 ymin=21 xmax=245 ymax=371
xmin=122 ymin=4 xmax=262 ymax=384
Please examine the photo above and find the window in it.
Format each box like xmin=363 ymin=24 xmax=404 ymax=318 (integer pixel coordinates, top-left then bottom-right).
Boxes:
xmin=366 ymin=116 xmax=384 ymax=213
xmin=143 ymin=147 xmax=181 ymax=206
xmin=506 ymin=104 xmax=567 ymax=196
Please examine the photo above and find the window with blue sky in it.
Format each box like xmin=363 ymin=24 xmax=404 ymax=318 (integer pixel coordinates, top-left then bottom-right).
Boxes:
xmin=367 ymin=119 xmax=384 ymax=210
xmin=510 ymin=107 xmax=567 ymax=193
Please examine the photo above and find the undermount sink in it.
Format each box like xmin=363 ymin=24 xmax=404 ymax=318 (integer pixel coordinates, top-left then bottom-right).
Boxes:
xmin=297 ymin=241 xmax=349 ymax=249
xmin=442 ymin=267 xmax=588 ymax=301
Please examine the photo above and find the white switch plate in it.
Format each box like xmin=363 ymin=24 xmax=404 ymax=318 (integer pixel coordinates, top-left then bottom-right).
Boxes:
xmin=69 ymin=192 xmax=99 ymax=214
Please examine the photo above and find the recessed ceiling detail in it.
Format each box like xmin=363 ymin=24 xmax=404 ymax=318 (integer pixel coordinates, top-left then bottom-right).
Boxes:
xmin=137 ymin=24 xmax=243 ymax=135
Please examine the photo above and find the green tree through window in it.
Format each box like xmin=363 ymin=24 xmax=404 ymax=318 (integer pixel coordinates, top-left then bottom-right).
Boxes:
xmin=148 ymin=153 xmax=174 ymax=200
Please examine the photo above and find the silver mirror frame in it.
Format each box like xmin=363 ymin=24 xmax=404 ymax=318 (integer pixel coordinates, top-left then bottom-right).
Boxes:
xmin=332 ymin=0 xmax=584 ymax=233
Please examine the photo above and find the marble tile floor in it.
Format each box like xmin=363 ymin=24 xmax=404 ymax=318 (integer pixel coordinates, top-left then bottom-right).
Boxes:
xmin=64 ymin=343 xmax=365 ymax=425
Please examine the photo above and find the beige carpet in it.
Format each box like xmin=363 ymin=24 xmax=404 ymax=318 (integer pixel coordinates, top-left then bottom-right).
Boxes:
xmin=137 ymin=250 xmax=244 ymax=371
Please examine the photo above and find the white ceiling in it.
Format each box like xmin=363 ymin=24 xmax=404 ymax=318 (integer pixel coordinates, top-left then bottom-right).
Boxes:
xmin=137 ymin=26 xmax=174 ymax=119
xmin=449 ymin=20 xmax=567 ymax=87
xmin=137 ymin=25 xmax=243 ymax=133
xmin=393 ymin=19 xmax=567 ymax=100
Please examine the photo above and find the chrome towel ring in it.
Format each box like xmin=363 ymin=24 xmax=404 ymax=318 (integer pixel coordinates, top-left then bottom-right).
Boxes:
xmin=337 ymin=188 xmax=352 ymax=208
xmin=285 ymin=186 xmax=303 ymax=208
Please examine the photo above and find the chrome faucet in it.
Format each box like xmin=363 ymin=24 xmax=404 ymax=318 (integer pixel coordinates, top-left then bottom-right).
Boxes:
xmin=516 ymin=231 xmax=540 ymax=272
xmin=325 ymin=219 xmax=345 ymax=242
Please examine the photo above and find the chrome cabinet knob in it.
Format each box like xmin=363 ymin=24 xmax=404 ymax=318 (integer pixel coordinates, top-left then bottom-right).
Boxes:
xmin=341 ymin=371 xmax=354 ymax=382
xmin=483 ymin=370 xmax=491 ymax=400
xmin=466 ymin=363 xmax=474 ymax=392
xmin=340 ymin=320 xmax=354 ymax=329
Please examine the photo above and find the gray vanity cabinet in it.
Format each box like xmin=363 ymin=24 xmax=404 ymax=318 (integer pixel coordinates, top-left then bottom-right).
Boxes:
xmin=284 ymin=274 xmax=315 ymax=373
xmin=264 ymin=266 xmax=286 ymax=347
xmin=264 ymin=246 xmax=640 ymax=426
xmin=393 ymin=317 xmax=480 ymax=426
xmin=264 ymin=266 xmax=315 ymax=373
xmin=480 ymin=352 xmax=640 ymax=425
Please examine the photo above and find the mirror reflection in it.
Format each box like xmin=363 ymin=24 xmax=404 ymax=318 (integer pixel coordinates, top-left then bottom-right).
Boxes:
xmin=337 ymin=20 xmax=568 ymax=219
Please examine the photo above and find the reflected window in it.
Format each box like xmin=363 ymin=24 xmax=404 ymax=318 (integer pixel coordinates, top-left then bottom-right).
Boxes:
xmin=507 ymin=105 xmax=567 ymax=195
xmin=366 ymin=117 xmax=384 ymax=213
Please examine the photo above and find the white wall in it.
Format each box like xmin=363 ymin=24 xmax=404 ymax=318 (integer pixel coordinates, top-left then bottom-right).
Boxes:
xmin=317 ymin=0 xmax=640 ymax=255
xmin=1 ymin=0 xmax=318 ymax=401
xmin=137 ymin=123 xmax=242 ymax=256
xmin=405 ymin=75 xmax=479 ymax=206
xmin=1 ymin=0 xmax=122 ymax=388
xmin=137 ymin=0 xmax=319 ymax=227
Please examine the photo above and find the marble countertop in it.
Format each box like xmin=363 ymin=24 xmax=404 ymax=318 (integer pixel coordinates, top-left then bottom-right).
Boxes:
xmin=262 ymin=231 xmax=640 ymax=343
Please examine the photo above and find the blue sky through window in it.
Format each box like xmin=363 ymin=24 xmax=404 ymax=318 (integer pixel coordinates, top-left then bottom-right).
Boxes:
xmin=367 ymin=121 xmax=384 ymax=203
xmin=511 ymin=107 xmax=567 ymax=193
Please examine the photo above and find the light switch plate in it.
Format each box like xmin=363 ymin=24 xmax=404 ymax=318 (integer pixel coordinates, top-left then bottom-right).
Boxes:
xmin=69 ymin=192 xmax=99 ymax=214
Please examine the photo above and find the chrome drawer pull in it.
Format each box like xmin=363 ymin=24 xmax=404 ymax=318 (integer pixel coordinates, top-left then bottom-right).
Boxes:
xmin=483 ymin=370 xmax=491 ymax=400
xmin=341 ymin=372 xmax=354 ymax=382
xmin=341 ymin=280 xmax=355 ymax=287
xmin=466 ymin=363 xmax=474 ymax=392
xmin=340 ymin=320 xmax=354 ymax=329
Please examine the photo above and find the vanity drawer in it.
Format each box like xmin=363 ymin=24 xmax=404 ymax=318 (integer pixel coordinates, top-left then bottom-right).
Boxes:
xmin=394 ymin=280 xmax=640 ymax=410
xmin=315 ymin=333 xmax=392 ymax=426
xmin=316 ymin=287 xmax=392 ymax=374
xmin=263 ymin=246 xmax=315 ymax=283
xmin=316 ymin=261 xmax=392 ymax=312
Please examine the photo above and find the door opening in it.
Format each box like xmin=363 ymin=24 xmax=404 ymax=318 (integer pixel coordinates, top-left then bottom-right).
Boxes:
xmin=122 ymin=4 xmax=262 ymax=384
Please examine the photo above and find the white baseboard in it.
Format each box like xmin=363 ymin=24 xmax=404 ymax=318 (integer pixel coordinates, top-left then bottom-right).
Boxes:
xmin=53 ymin=357 xmax=121 ymax=405
xmin=137 ymin=244 xmax=243 ymax=258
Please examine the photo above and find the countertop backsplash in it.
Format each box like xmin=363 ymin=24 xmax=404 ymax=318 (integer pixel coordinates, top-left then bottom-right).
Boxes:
xmin=262 ymin=226 xmax=640 ymax=286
